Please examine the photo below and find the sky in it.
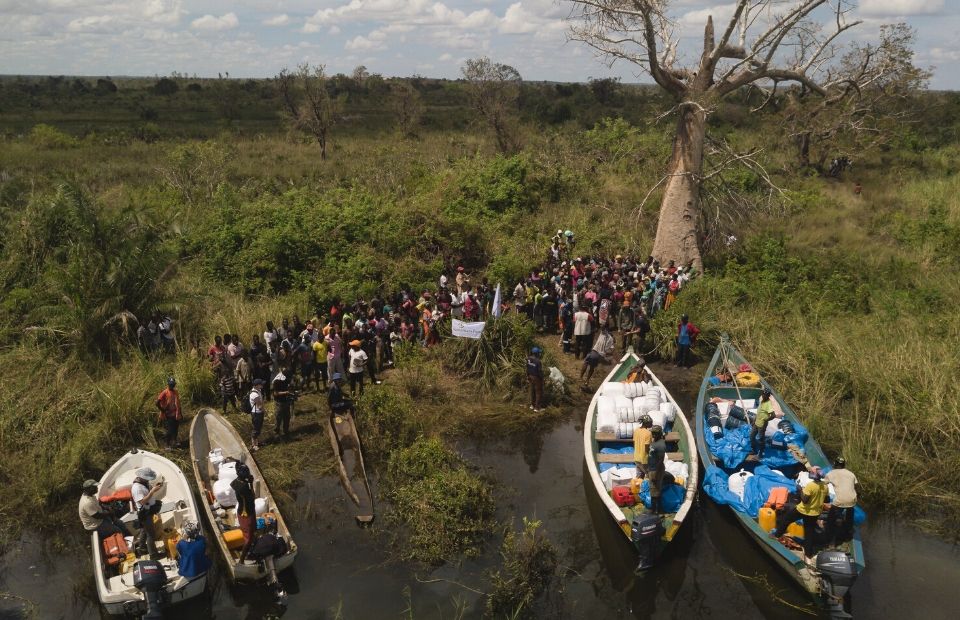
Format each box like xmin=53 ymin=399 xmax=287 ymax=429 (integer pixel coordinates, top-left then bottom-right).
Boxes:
xmin=0 ymin=1 xmax=957 ymax=89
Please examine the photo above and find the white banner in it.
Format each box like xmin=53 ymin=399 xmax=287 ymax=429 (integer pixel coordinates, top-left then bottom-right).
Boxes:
xmin=451 ymin=319 xmax=486 ymax=339
xmin=492 ymin=283 xmax=502 ymax=318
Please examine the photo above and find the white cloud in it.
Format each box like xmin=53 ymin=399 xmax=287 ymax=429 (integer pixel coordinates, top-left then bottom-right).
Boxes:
xmin=66 ymin=15 xmax=116 ymax=33
xmin=328 ymin=25 xmax=341 ymax=35
xmin=439 ymin=52 xmax=453 ymax=61
xmin=263 ymin=14 xmax=290 ymax=27
xmin=191 ymin=12 xmax=239 ymax=32
xmin=859 ymin=0 xmax=944 ymax=17
xmin=345 ymin=35 xmax=386 ymax=52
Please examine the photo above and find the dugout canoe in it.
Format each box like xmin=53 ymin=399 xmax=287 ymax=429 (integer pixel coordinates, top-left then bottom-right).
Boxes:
xmin=92 ymin=448 xmax=207 ymax=616
xmin=188 ymin=408 xmax=297 ymax=581
xmin=583 ymin=351 xmax=698 ymax=570
xmin=695 ymin=336 xmax=865 ymax=616
xmin=326 ymin=409 xmax=375 ymax=524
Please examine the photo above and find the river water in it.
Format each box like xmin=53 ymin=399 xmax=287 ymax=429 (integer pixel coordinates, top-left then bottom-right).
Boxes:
xmin=2 ymin=363 xmax=959 ymax=619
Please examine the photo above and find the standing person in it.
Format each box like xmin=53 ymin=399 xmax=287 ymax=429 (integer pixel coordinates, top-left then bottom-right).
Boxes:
xmin=271 ymin=370 xmax=294 ymax=440
xmin=455 ymin=266 xmax=469 ymax=294
xmin=234 ymin=350 xmax=252 ymax=397
xmin=573 ymin=305 xmax=593 ymax=360
xmin=824 ymin=457 xmax=860 ymax=544
xmin=773 ymin=466 xmax=829 ymax=560
xmin=347 ymin=339 xmax=368 ymax=396
xmin=513 ymin=280 xmax=526 ymax=317
xmin=248 ymin=379 xmax=265 ymax=452
xmin=675 ymin=314 xmax=700 ymax=368
xmin=155 ymin=377 xmax=182 ymax=449
xmin=361 ymin=326 xmax=381 ymax=386
xmin=231 ymin=464 xmax=257 ymax=565
xmin=560 ymin=297 xmax=574 ymax=353
xmin=325 ymin=325 xmax=345 ymax=384
xmin=579 ymin=349 xmax=605 ymax=391
xmin=647 ymin=426 xmax=666 ymax=514
xmin=131 ymin=468 xmax=164 ymax=559
xmin=312 ymin=335 xmax=329 ymax=392
xmin=592 ymin=325 xmax=615 ymax=362
xmin=526 ymin=347 xmax=544 ymax=412
xmin=564 ymin=230 xmax=575 ymax=253
xmin=618 ymin=302 xmax=635 ymax=352
xmin=218 ymin=356 xmax=239 ymax=415
xmin=327 ymin=373 xmax=354 ymax=419
xmin=750 ymin=389 xmax=777 ymax=459
xmin=632 ymin=415 xmax=653 ymax=475
xmin=207 ymin=335 xmax=225 ymax=367
xmin=78 ymin=480 xmax=127 ymax=539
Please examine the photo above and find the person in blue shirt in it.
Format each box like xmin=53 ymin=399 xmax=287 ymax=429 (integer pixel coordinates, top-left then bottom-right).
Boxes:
xmin=675 ymin=314 xmax=700 ymax=368
xmin=176 ymin=521 xmax=211 ymax=579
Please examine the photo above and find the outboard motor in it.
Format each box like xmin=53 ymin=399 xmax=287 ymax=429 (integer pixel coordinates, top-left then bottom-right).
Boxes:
xmin=631 ymin=514 xmax=663 ymax=571
xmin=132 ymin=560 xmax=167 ymax=619
xmin=816 ymin=551 xmax=857 ymax=619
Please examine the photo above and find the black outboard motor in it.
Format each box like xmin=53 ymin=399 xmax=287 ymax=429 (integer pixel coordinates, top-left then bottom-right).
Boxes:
xmin=816 ymin=551 xmax=857 ymax=619
xmin=632 ymin=514 xmax=663 ymax=571
xmin=132 ymin=560 xmax=167 ymax=619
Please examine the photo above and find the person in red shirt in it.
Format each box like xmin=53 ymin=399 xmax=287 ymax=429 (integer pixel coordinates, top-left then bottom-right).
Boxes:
xmin=155 ymin=377 xmax=183 ymax=449
xmin=207 ymin=335 xmax=225 ymax=368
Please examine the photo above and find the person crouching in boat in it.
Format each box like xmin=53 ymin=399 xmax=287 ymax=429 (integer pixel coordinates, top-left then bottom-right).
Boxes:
xmin=824 ymin=456 xmax=860 ymax=545
xmin=232 ymin=463 xmax=257 ymax=565
xmin=328 ymin=373 xmax=355 ymax=420
xmin=248 ymin=519 xmax=289 ymax=600
xmin=647 ymin=425 xmax=667 ymax=514
xmin=79 ymin=479 xmax=129 ymax=539
xmin=625 ymin=360 xmax=650 ymax=383
xmin=176 ymin=521 xmax=211 ymax=579
xmin=772 ymin=466 xmax=829 ymax=561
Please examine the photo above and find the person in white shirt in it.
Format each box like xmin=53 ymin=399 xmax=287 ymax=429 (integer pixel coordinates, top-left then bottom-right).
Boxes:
xmin=78 ymin=479 xmax=126 ymax=539
xmin=573 ymin=306 xmax=593 ymax=360
xmin=347 ymin=339 xmax=368 ymax=397
xmin=824 ymin=456 xmax=860 ymax=544
xmin=249 ymin=378 xmax=265 ymax=451
xmin=131 ymin=468 xmax=164 ymax=558
xmin=592 ymin=325 xmax=615 ymax=362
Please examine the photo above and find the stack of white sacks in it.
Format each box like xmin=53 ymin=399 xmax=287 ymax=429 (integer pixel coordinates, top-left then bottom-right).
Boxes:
xmin=595 ymin=381 xmax=686 ymax=491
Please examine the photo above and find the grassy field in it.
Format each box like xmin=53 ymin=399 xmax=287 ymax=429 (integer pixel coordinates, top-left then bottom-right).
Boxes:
xmin=1 ymin=74 xmax=959 ymax=577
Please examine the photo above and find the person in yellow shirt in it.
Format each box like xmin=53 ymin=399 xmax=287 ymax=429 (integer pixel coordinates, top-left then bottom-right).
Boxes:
xmin=772 ymin=466 xmax=829 ymax=559
xmin=312 ymin=337 xmax=329 ymax=392
xmin=633 ymin=414 xmax=653 ymax=474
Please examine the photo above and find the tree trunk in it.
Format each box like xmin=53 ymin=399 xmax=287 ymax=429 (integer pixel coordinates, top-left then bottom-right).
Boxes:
xmin=797 ymin=131 xmax=811 ymax=168
xmin=650 ymin=104 xmax=707 ymax=271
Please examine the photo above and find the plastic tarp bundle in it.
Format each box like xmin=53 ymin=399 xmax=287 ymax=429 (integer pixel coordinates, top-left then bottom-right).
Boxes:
xmin=728 ymin=470 xmax=754 ymax=501
xmin=659 ymin=402 xmax=676 ymax=424
xmin=596 ymin=396 xmax=617 ymax=433
xmin=622 ymin=381 xmax=648 ymax=398
xmin=614 ymin=396 xmax=634 ymax=423
xmin=636 ymin=479 xmax=686 ymax=513
xmin=702 ymin=465 xmax=791 ymax=516
xmin=601 ymin=466 xmax=636 ymax=491
xmin=616 ymin=422 xmax=637 ymax=439
xmin=599 ymin=382 xmax=624 ymax=397
xmin=703 ymin=407 xmax=810 ymax=469
xmin=664 ymin=456 xmax=688 ymax=481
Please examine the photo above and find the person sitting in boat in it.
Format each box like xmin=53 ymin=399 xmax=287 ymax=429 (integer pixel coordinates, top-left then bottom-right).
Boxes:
xmin=772 ymin=466 xmax=829 ymax=561
xmin=647 ymin=425 xmax=667 ymax=514
xmin=78 ymin=479 xmax=128 ymax=539
xmin=707 ymin=368 xmax=734 ymax=386
xmin=328 ymin=372 xmax=354 ymax=419
xmin=175 ymin=520 xmax=211 ymax=579
xmin=249 ymin=519 xmax=289 ymax=601
xmin=131 ymin=468 xmax=164 ymax=559
xmin=625 ymin=360 xmax=650 ymax=383
xmin=633 ymin=414 xmax=654 ymax=475
xmin=824 ymin=456 xmax=860 ymax=545
xmin=231 ymin=463 xmax=258 ymax=565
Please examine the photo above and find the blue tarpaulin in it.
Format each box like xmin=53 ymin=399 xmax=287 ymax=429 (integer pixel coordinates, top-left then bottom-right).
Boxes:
xmin=636 ymin=479 xmax=685 ymax=513
xmin=703 ymin=412 xmax=810 ymax=469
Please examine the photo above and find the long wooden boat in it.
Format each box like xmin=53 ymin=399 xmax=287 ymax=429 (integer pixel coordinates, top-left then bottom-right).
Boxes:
xmin=93 ymin=448 xmax=207 ymax=616
xmin=695 ymin=336 xmax=864 ymax=616
xmin=188 ymin=408 xmax=297 ymax=581
xmin=326 ymin=410 xmax=375 ymax=524
xmin=583 ymin=351 xmax=698 ymax=569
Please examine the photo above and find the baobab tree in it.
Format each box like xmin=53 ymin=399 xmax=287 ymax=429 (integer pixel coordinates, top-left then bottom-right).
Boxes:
xmin=570 ymin=0 xmax=910 ymax=269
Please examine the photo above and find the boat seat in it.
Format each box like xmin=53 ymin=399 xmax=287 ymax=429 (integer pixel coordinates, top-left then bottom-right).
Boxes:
xmin=596 ymin=452 xmax=637 ymax=464
xmin=596 ymin=431 xmax=681 ymax=443
xmin=666 ymin=451 xmax=684 ymax=461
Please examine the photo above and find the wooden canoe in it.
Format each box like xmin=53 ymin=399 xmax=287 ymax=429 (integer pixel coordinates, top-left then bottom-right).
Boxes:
xmin=326 ymin=410 xmax=375 ymax=524
xmin=695 ymin=336 xmax=865 ymax=604
xmin=188 ymin=408 xmax=298 ymax=581
xmin=583 ymin=351 xmax=698 ymax=566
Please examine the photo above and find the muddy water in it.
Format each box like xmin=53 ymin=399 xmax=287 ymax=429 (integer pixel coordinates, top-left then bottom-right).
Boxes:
xmin=2 ymin=363 xmax=960 ymax=619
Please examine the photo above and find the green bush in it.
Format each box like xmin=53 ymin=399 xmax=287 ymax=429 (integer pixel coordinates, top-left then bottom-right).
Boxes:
xmin=28 ymin=123 xmax=78 ymax=148
xmin=486 ymin=518 xmax=558 ymax=619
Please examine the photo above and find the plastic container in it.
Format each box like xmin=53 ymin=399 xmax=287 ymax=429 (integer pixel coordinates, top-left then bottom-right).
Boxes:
xmin=758 ymin=506 xmax=776 ymax=532
xmin=254 ymin=497 xmax=268 ymax=516
xmin=659 ymin=402 xmax=676 ymax=423
xmin=223 ymin=528 xmax=245 ymax=550
xmin=787 ymin=521 xmax=805 ymax=538
xmin=208 ymin=448 xmax=224 ymax=470
xmin=629 ymin=477 xmax=644 ymax=498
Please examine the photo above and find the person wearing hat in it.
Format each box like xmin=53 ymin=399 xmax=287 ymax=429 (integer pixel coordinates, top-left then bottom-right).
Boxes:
xmin=647 ymin=425 xmax=667 ymax=514
xmin=526 ymin=346 xmax=544 ymax=412
xmin=155 ymin=376 xmax=182 ymax=450
xmin=564 ymin=230 xmax=575 ymax=252
xmin=455 ymin=265 xmax=469 ymax=294
xmin=132 ymin=467 xmax=164 ymax=558
xmin=773 ymin=466 xmax=830 ymax=560
xmin=327 ymin=372 xmax=354 ymax=420
xmin=347 ymin=339 xmax=368 ymax=397
xmin=231 ymin=463 xmax=258 ymax=564
xmin=175 ymin=520 xmax=211 ymax=579
xmin=632 ymin=414 xmax=654 ymax=475
xmin=272 ymin=368 xmax=294 ymax=440
xmin=249 ymin=378 xmax=266 ymax=451
xmin=824 ymin=457 xmax=860 ymax=544
xmin=78 ymin=479 xmax=127 ymax=539
xmin=552 ymin=229 xmax=563 ymax=247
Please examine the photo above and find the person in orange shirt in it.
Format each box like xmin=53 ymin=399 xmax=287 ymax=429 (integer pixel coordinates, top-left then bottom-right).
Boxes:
xmin=155 ymin=376 xmax=183 ymax=449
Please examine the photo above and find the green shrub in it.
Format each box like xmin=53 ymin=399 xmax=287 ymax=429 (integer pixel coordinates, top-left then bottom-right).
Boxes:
xmin=28 ymin=123 xmax=78 ymax=148
xmin=486 ymin=518 xmax=558 ymax=619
